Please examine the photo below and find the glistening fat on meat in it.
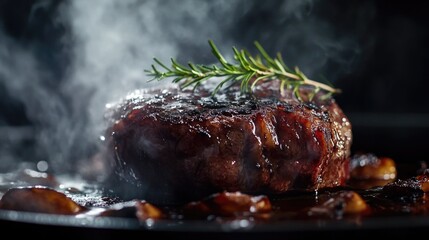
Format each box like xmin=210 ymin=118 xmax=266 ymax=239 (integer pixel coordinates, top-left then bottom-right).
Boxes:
xmin=104 ymin=80 xmax=352 ymax=204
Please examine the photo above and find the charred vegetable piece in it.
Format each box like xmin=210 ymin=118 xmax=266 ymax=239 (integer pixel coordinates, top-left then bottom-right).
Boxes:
xmin=99 ymin=200 xmax=163 ymax=220
xmin=184 ymin=191 xmax=271 ymax=218
xmin=350 ymin=153 xmax=397 ymax=180
xmin=308 ymin=191 xmax=369 ymax=219
xmin=0 ymin=186 xmax=85 ymax=215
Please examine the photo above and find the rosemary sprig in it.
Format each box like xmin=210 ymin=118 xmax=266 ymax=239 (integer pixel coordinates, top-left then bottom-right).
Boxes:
xmin=145 ymin=40 xmax=341 ymax=100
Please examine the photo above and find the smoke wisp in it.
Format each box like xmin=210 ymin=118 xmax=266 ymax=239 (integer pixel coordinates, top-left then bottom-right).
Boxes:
xmin=0 ymin=0 xmax=373 ymax=176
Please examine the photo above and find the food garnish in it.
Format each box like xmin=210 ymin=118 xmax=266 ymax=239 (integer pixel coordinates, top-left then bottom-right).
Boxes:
xmin=145 ymin=40 xmax=340 ymax=100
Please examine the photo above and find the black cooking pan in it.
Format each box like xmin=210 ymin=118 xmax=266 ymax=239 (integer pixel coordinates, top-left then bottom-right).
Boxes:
xmin=1 ymin=208 xmax=429 ymax=239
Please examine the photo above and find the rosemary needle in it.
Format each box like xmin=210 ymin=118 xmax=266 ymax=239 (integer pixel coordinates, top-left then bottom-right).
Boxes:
xmin=145 ymin=40 xmax=341 ymax=100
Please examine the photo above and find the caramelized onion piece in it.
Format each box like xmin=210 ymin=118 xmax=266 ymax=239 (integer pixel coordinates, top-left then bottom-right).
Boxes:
xmin=343 ymin=191 xmax=369 ymax=214
xmin=0 ymin=186 xmax=85 ymax=215
xmin=308 ymin=191 xmax=369 ymax=219
xmin=99 ymin=200 xmax=163 ymax=220
xmin=350 ymin=154 xmax=397 ymax=180
xmin=184 ymin=191 xmax=271 ymax=218
xmin=136 ymin=200 xmax=163 ymax=220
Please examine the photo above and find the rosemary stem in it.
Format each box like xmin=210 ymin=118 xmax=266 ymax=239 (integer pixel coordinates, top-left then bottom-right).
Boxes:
xmin=304 ymin=79 xmax=340 ymax=93
xmin=145 ymin=40 xmax=341 ymax=100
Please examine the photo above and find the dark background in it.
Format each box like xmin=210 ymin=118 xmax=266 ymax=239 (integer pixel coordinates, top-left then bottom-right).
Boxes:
xmin=1 ymin=0 xmax=429 ymax=169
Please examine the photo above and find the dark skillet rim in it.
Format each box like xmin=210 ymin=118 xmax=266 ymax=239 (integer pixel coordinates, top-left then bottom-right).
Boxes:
xmin=1 ymin=209 xmax=429 ymax=233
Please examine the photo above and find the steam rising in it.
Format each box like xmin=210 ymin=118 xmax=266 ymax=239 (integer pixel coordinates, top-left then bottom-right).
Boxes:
xmin=64 ymin=0 xmax=241 ymax=137
xmin=0 ymin=0 xmax=371 ymax=175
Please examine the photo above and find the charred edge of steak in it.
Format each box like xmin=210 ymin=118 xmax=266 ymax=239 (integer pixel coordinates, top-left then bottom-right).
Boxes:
xmin=104 ymin=82 xmax=352 ymax=204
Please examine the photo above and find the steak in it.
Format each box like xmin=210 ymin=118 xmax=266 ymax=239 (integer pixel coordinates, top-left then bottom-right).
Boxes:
xmin=104 ymin=81 xmax=352 ymax=204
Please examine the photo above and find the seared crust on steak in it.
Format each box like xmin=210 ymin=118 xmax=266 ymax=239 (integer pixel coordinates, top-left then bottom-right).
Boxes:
xmin=105 ymin=81 xmax=352 ymax=204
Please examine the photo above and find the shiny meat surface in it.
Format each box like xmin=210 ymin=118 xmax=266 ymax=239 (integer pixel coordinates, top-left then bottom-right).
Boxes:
xmin=105 ymin=81 xmax=352 ymax=204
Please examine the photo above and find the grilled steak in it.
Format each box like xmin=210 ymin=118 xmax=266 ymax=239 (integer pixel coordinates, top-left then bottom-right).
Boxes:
xmin=104 ymin=81 xmax=352 ymax=204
